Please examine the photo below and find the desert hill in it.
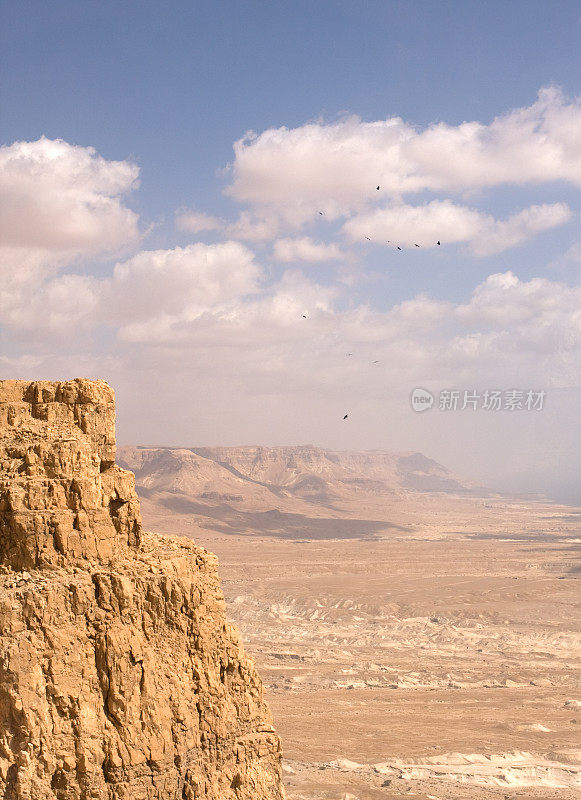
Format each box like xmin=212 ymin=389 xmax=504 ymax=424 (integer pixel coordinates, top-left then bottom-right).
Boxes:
xmin=118 ymin=444 xmax=497 ymax=541
xmin=124 ymin=444 xmax=581 ymax=799
xmin=119 ymin=445 xmax=488 ymax=510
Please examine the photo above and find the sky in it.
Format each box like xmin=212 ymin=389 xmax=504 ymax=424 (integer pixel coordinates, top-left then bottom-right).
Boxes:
xmin=0 ymin=0 xmax=580 ymax=502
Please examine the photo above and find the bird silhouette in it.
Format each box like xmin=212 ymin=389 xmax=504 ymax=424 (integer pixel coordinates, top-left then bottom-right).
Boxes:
xmin=372 ymin=360 xmax=380 ymax=364
xmin=414 ymin=244 xmax=420 ymax=247
xmin=346 ymin=353 xmax=353 ymax=357
xmin=397 ymin=246 xmax=402 ymax=251
xmin=376 ymin=186 xmax=380 ymax=190
xmin=302 ymin=314 xmax=307 ymax=318
xmin=343 ymin=414 xmax=348 ymax=420
xmin=318 ymin=211 xmax=324 ymax=215
xmin=437 ymin=240 xmax=441 ymax=245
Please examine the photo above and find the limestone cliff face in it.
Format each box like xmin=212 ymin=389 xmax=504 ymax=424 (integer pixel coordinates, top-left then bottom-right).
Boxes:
xmin=0 ymin=380 xmax=285 ymax=800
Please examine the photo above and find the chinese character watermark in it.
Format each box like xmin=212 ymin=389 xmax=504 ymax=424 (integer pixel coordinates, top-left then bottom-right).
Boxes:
xmin=411 ymin=388 xmax=546 ymax=412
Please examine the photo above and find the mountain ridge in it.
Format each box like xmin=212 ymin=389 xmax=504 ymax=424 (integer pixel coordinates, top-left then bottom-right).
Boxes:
xmin=119 ymin=444 xmax=488 ymax=503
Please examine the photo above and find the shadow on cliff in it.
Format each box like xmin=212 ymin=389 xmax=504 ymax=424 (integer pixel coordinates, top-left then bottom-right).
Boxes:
xmin=146 ymin=490 xmax=409 ymax=540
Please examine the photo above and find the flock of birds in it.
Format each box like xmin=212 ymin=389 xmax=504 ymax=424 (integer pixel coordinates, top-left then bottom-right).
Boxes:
xmin=311 ymin=186 xmax=443 ymax=421
xmin=317 ymin=190 xmax=441 ymax=250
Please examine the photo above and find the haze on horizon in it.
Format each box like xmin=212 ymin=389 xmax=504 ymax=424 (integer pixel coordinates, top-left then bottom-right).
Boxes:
xmin=0 ymin=0 xmax=579 ymax=504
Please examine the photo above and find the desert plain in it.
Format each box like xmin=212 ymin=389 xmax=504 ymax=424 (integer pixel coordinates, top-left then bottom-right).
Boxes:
xmin=119 ymin=445 xmax=581 ymax=799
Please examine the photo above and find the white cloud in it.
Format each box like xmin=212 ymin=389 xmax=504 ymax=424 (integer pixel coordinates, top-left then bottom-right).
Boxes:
xmin=0 ymin=352 xmax=125 ymax=381
xmin=0 ymin=270 xmax=101 ymax=337
xmin=114 ymin=260 xmax=337 ymax=347
xmin=175 ymin=209 xmax=223 ymax=233
xmin=104 ymin=241 xmax=263 ymax=342
xmin=4 ymin=240 xmax=578 ymax=392
xmin=255 ymin=269 xmax=337 ymax=323
xmin=343 ymin=200 xmax=484 ymax=248
xmin=225 ymin=87 xmax=581 ymax=235
xmin=225 ymin=210 xmax=283 ymax=241
xmin=99 ymin=264 xmax=580 ymax=392
xmin=0 ymin=247 xmax=62 ymax=289
xmin=0 ymin=138 xmax=140 ymax=279
xmin=0 ymin=138 xmax=142 ymax=337
xmin=0 ymin=240 xmax=264 ymax=340
xmin=3 ymin=256 xmax=578 ymax=500
xmin=469 ymin=203 xmax=573 ymax=257
xmin=457 ymin=271 xmax=581 ymax=334
xmin=343 ymin=200 xmax=571 ymax=255
xmin=563 ymin=243 xmax=581 ymax=263
xmin=0 ymin=106 xmax=577 ymax=498
xmin=407 ymin=86 xmax=581 ymax=191
xmin=272 ymin=237 xmax=346 ymax=263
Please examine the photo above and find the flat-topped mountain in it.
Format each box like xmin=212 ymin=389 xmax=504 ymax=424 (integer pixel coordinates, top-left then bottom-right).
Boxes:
xmin=119 ymin=444 xmax=486 ymax=506
xmin=118 ymin=444 xmax=492 ymax=542
xmin=0 ymin=380 xmax=285 ymax=800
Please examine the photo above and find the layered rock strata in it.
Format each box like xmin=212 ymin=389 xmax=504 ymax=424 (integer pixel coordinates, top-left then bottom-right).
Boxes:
xmin=0 ymin=379 xmax=285 ymax=800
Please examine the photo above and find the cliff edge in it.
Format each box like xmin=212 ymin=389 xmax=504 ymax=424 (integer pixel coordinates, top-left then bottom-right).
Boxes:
xmin=0 ymin=379 xmax=285 ymax=800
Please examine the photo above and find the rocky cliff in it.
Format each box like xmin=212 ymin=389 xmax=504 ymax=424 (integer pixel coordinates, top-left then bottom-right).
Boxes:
xmin=0 ymin=379 xmax=285 ymax=800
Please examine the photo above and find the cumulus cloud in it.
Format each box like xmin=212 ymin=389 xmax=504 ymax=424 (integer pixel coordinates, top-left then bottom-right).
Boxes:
xmin=225 ymin=210 xmax=283 ymax=241
xmin=457 ymin=270 xmax=581 ymax=331
xmin=101 ymin=264 xmax=580 ymax=392
xmin=360 ymin=271 xmax=581 ymax=386
xmin=229 ymin=87 xmax=581 ymax=203
xmin=0 ymin=108 xmax=577 ymax=496
xmin=103 ymin=241 xmax=263 ymax=342
xmin=175 ymin=209 xmax=223 ymax=233
xmin=225 ymin=87 xmax=581 ymax=235
xmin=469 ymin=204 xmax=573 ymax=257
xmin=255 ymin=269 xmax=337 ymax=323
xmin=0 ymin=138 xmax=140 ymax=279
xmin=343 ymin=200 xmax=572 ymax=255
xmin=0 ymin=239 xmax=265 ymax=340
xmin=343 ymin=200 xmax=484 ymax=248
xmin=0 ymin=137 xmax=142 ymax=338
xmin=272 ymin=237 xmax=346 ymax=263
xmin=111 ymin=257 xmax=337 ymax=347
xmin=4 ymin=235 xmax=578 ymax=393
xmin=0 ymin=271 xmax=101 ymax=337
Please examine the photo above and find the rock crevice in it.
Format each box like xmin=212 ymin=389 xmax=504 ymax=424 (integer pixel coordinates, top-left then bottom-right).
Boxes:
xmin=0 ymin=379 xmax=285 ymax=799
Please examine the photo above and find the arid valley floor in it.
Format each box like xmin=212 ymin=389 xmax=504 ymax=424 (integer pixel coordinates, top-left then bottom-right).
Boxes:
xmin=120 ymin=446 xmax=581 ymax=799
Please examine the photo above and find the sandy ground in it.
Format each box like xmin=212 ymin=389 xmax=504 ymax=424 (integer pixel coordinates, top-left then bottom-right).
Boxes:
xmin=139 ymin=494 xmax=580 ymax=799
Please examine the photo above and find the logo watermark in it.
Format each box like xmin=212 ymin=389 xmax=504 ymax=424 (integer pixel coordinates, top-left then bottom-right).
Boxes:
xmin=410 ymin=388 xmax=435 ymax=412
xmin=410 ymin=389 xmax=546 ymax=412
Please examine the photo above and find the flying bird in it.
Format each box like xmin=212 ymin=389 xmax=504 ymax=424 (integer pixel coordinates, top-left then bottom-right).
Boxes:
xmin=437 ymin=240 xmax=441 ymax=245
xmin=346 ymin=353 xmax=353 ymax=356
xmin=365 ymin=236 xmax=371 ymax=241
xmin=302 ymin=314 xmax=307 ymax=319
xmin=414 ymin=244 xmax=420 ymax=247
xmin=318 ymin=211 xmax=324 ymax=215
xmin=397 ymin=246 xmax=402 ymax=251
xmin=376 ymin=186 xmax=380 ymax=190
xmin=343 ymin=414 xmax=349 ymax=420
xmin=372 ymin=360 xmax=380 ymax=364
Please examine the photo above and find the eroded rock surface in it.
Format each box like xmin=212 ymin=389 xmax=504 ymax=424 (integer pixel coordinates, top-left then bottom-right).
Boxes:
xmin=0 ymin=379 xmax=285 ymax=800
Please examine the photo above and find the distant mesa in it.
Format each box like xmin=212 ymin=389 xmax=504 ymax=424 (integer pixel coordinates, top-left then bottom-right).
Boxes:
xmin=119 ymin=444 xmax=486 ymax=503
xmin=117 ymin=443 xmax=492 ymax=542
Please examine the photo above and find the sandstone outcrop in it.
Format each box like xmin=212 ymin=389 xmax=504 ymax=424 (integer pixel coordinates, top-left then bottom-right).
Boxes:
xmin=0 ymin=379 xmax=285 ymax=800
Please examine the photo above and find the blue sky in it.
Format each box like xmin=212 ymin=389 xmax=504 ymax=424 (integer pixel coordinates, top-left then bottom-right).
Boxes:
xmin=3 ymin=0 xmax=580 ymax=218
xmin=0 ymin=0 xmax=580 ymax=500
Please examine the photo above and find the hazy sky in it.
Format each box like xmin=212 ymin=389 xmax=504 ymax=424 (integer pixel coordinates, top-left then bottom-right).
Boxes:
xmin=1 ymin=0 xmax=580 ymax=502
